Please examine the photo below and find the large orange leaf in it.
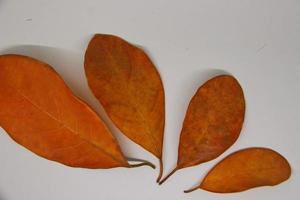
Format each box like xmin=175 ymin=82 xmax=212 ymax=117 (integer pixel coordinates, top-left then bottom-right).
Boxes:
xmin=185 ymin=147 xmax=291 ymax=193
xmin=0 ymin=54 xmax=130 ymax=169
xmin=84 ymin=34 xmax=165 ymax=179
xmin=159 ymin=75 xmax=245 ymax=184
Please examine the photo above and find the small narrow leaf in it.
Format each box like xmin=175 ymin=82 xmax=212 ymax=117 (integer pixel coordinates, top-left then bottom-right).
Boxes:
xmin=84 ymin=34 xmax=165 ymax=179
xmin=160 ymin=75 xmax=245 ymax=184
xmin=185 ymin=148 xmax=291 ymax=193
xmin=0 ymin=54 xmax=130 ymax=169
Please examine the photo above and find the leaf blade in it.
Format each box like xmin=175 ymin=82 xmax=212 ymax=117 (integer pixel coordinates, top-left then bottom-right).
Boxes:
xmin=197 ymin=147 xmax=291 ymax=193
xmin=178 ymin=75 xmax=245 ymax=168
xmin=159 ymin=75 xmax=245 ymax=184
xmin=0 ymin=54 xmax=128 ymax=168
xmin=84 ymin=34 xmax=165 ymax=169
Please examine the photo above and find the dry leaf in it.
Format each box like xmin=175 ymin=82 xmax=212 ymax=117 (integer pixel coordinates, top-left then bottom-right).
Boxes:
xmin=159 ymin=75 xmax=245 ymax=184
xmin=84 ymin=34 xmax=165 ymax=179
xmin=185 ymin=147 xmax=291 ymax=193
xmin=0 ymin=54 xmax=153 ymax=169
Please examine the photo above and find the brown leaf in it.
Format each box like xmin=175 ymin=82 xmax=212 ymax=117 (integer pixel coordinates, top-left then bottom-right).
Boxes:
xmin=159 ymin=75 xmax=245 ymax=184
xmin=0 ymin=54 xmax=143 ymax=169
xmin=185 ymin=147 xmax=291 ymax=193
xmin=84 ymin=34 xmax=165 ymax=179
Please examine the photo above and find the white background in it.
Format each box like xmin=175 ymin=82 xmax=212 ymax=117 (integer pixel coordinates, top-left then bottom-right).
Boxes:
xmin=0 ymin=0 xmax=299 ymax=199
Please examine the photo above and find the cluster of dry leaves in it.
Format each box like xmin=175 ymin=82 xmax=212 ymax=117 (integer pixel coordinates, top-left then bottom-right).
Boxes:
xmin=0 ymin=34 xmax=291 ymax=194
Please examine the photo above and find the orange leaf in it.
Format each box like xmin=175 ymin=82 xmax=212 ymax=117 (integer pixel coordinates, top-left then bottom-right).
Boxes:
xmin=84 ymin=34 xmax=165 ymax=179
xmin=185 ymin=147 xmax=291 ymax=193
xmin=0 ymin=54 xmax=130 ymax=169
xmin=159 ymin=75 xmax=245 ymax=184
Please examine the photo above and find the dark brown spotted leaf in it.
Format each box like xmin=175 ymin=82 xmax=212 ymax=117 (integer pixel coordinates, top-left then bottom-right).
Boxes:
xmin=159 ymin=75 xmax=245 ymax=184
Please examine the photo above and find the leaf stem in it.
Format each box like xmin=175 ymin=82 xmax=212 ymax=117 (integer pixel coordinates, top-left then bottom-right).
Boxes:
xmin=127 ymin=158 xmax=156 ymax=169
xmin=156 ymin=158 xmax=163 ymax=182
xmin=158 ymin=167 xmax=178 ymax=185
xmin=184 ymin=185 xmax=200 ymax=193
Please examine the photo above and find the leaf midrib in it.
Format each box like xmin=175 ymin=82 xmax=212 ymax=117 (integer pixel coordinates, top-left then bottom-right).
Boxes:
xmin=15 ymin=89 xmax=125 ymax=166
